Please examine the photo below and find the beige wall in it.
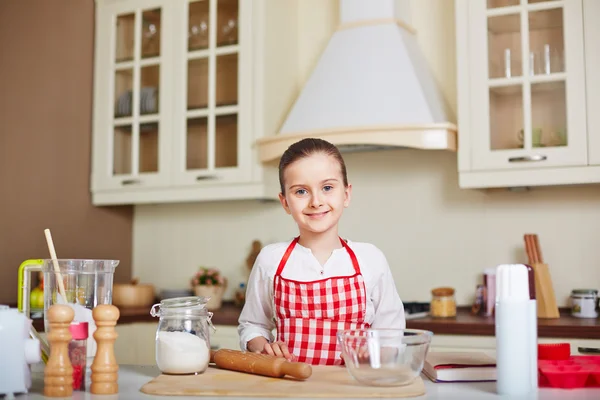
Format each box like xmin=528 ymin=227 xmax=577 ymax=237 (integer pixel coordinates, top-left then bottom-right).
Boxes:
xmin=0 ymin=1 xmax=133 ymax=304
xmin=132 ymin=0 xmax=600 ymax=306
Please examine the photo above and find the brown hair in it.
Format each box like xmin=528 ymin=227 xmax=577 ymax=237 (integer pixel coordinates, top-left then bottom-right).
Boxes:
xmin=278 ymin=138 xmax=348 ymax=194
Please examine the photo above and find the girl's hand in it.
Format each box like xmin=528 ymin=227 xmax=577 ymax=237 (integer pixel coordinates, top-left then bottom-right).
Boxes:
xmin=261 ymin=341 xmax=296 ymax=362
xmin=247 ymin=337 xmax=296 ymax=361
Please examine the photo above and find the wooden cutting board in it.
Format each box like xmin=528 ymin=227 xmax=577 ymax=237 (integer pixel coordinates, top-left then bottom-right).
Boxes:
xmin=140 ymin=365 xmax=426 ymax=398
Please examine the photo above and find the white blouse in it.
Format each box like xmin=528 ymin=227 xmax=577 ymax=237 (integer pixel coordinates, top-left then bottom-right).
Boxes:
xmin=237 ymin=238 xmax=406 ymax=350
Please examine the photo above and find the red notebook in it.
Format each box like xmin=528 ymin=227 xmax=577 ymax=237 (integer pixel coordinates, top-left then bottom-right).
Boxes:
xmin=423 ymin=352 xmax=496 ymax=383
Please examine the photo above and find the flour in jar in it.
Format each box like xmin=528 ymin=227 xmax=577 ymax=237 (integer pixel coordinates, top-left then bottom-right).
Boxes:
xmin=156 ymin=331 xmax=210 ymax=374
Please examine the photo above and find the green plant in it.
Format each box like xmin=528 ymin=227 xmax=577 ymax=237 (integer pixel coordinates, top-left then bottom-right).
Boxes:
xmin=190 ymin=267 xmax=226 ymax=287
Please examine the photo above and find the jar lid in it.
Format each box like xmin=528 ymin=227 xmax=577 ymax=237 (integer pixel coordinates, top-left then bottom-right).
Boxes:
xmin=432 ymin=287 xmax=455 ymax=296
xmin=150 ymin=296 xmax=210 ymax=317
xmin=69 ymin=322 xmax=89 ymax=340
xmin=571 ymin=289 xmax=598 ymax=295
xmin=160 ymin=296 xmax=209 ymax=309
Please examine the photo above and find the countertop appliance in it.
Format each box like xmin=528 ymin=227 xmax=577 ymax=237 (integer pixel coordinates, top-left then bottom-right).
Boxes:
xmin=404 ymin=301 xmax=430 ymax=320
xmin=0 ymin=306 xmax=41 ymax=396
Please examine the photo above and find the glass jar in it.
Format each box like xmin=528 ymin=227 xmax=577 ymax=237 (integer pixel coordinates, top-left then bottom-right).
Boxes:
xmin=430 ymin=287 xmax=457 ymax=318
xmin=150 ymin=296 xmax=215 ymax=374
xmin=570 ymin=289 xmax=598 ymax=318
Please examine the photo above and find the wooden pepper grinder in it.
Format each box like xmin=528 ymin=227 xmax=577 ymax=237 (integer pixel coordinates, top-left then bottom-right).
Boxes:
xmin=44 ymin=304 xmax=74 ymax=397
xmin=90 ymin=304 xmax=120 ymax=394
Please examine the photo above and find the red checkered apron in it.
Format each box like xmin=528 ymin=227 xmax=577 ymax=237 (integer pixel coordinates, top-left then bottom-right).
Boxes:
xmin=274 ymin=236 xmax=369 ymax=365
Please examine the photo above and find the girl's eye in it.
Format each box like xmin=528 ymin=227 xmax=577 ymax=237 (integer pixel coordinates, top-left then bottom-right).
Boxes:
xmin=295 ymin=189 xmax=307 ymax=196
xmin=323 ymin=185 xmax=333 ymax=192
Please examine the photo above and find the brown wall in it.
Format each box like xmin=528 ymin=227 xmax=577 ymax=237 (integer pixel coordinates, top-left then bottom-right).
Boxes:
xmin=0 ymin=1 xmax=133 ymax=304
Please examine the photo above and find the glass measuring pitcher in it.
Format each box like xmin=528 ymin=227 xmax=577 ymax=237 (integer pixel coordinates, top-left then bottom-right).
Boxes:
xmin=18 ymin=259 xmax=119 ymax=359
xmin=19 ymin=259 xmax=119 ymax=329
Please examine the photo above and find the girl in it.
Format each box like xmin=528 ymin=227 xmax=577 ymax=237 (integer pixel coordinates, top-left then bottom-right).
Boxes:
xmin=237 ymin=138 xmax=406 ymax=365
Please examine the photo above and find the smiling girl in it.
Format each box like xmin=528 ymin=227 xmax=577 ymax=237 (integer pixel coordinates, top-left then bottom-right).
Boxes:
xmin=237 ymin=138 xmax=406 ymax=365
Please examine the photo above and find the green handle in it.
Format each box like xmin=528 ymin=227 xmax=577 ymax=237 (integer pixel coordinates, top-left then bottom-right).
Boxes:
xmin=17 ymin=259 xmax=48 ymax=364
xmin=17 ymin=259 xmax=44 ymax=312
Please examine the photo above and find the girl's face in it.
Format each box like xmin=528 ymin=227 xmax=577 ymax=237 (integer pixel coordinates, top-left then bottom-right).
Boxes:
xmin=279 ymin=152 xmax=351 ymax=236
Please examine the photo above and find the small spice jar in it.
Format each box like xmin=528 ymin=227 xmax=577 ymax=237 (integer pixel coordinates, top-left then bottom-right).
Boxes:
xmin=430 ymin=287 xmax=457 ymax=318
xmin=570 ymin=289 xmax=599 ymax=318
xmin=68 ymin=322 xmax=88 ymax=391
xmin=150 ymin=296 xmax=215 ymax=375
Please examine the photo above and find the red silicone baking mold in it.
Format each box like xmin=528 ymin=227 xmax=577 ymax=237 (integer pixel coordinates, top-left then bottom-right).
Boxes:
xmin=538 ymin=356 xmax=600 ymax=389
xmin=538 ymin=343 xmax=571 ymax=360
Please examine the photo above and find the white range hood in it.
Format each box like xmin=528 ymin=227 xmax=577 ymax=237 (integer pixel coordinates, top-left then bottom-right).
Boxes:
xmin=256 ymin=0 xmax=457 ymax=163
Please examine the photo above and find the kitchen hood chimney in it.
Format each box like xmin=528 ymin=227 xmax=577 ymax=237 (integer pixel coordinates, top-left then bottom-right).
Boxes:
xmin=256 ymin=0 xmax=457 ymax=162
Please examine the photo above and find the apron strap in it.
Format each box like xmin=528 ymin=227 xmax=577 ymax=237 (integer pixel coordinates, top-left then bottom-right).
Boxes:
xmin=275 ymin=237 xmax=299 ymax=277
xmin=275 ymin=236 xmax=361 ymax=277
xmin=339 ymin=238 xmax=361 ymax=274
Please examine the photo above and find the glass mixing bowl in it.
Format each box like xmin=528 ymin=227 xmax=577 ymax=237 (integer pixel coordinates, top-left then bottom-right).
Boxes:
xmin=337 ymin=328 xmax=433 ymax=387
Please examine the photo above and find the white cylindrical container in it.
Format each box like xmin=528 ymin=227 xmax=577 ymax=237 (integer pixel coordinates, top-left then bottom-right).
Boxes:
xmin=495 ymin=264 xmax=538 ymax=396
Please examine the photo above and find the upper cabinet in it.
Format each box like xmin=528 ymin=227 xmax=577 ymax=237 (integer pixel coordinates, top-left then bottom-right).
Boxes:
xmin=91 ymin=0 xmax=296 ymax=205
xmin=456 ymin=0 xmax=600 ymax=189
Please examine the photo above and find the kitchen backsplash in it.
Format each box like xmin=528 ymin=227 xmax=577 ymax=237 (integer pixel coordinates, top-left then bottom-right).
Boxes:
xmin=133 ymin=149 xmax=600 ymax=307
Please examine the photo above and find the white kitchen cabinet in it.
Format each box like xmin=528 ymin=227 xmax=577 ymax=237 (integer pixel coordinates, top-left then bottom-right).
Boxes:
xmin=210 ymin=324 xmax=241 ymax=350
xmin=91 ymin=0 xmax=295 ymax=205
xmin=455 ymin=0 xmax=600 ymax=189
xmin=38 ymin=322 xmax=159 ymax=366
xmin=114 ymin=322 xmax=158 ymax=366
xmin=112 ymin=322 xmax=239 ymax=365
xmin=430 ymin=334 xmax=600 ymax=357
xmin=583 ymin=0 xmax=600 ymax=166
xmin=429 ymin=334 xmax=497 ymax=355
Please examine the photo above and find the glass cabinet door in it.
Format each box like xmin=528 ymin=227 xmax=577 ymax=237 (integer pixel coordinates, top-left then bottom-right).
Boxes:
xmin=182 ymin=0 xmax=242 ymax=181
xmin=471 ymin=0 xmax=587 ymax=170
xmin=111 ymin=3 xmax=170 ymax=187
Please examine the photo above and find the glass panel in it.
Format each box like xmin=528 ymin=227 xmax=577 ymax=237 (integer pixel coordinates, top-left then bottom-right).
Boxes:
xmin=188 ymin=58 xmax=209 ymax=110
xmin=215 ymin=114 xmax=238 ymax=168
xmin=487 ymin=0 xmax=519 ymax=8
xmin=116 ymin=14 xmax=134 ymax=62
xmin=187 ymin=117 xmax=208 ymax=170
xmin=189 ymin=1 xmax=210 ymax=51
xmin=488 ymin=14 xmax=522 ymax=79
xmin=142 ymin=9 xmax=161 ymax=59
xmin=217 ymin=0 xmax=238 ymax=47
xmin=528 ymin=8 xmax=564 ymax=76
xmin=531 ymin=81 xmax=567 ymax=147
xmin=115 ymin=69 xmax=133 ymax=118
xmin=489 ymin=85 xmax=524 ymax=150
xmin=140 ymin=123 xmax=159 ymax=172
xmin=216 ymin=54 xmax=238 ymax=106
xmin=141 ymin=65 xmax=159 ymax=115
xmin=113 ymin=126 xmax=132 ymax=175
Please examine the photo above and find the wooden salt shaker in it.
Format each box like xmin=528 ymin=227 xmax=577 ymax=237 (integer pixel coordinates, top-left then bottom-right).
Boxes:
xmin=44 ymin=304 xmax=74 ymax=397
xmin=90 ymin=304 xmax=120 ymax=394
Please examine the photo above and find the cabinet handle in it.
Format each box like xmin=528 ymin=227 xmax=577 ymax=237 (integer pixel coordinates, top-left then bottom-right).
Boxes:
xmin=578 ymin=347 xmax=600 ymax=354
xmin=508 ymin=155 xmax=547 ymax=163
xmin=121 ymin=179 xmax=142 ymax=185
xmin=196 ymin=175 xmax=218 ymax=181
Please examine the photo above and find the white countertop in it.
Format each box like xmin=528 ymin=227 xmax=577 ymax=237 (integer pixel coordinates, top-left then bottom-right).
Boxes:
xmin=14 ymin=364 xmax=599 ymax=400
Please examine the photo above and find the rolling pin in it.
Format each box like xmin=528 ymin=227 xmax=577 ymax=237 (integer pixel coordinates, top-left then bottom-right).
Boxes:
xmin=210 ymin=349 xmax=312 ymax=380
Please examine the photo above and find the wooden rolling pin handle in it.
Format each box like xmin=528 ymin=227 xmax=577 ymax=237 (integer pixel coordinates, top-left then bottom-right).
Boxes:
xmin=279 ymin=361 xmax=312 ymax=380
xmin=212 ymin=349 xmax=313 ymax=380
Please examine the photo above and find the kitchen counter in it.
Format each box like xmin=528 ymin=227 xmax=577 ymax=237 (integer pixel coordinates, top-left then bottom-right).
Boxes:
xmin=18 ymin=364 xmax=600 ymax=399
xmin=33 ymin=302 xmax=598 ymax=339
